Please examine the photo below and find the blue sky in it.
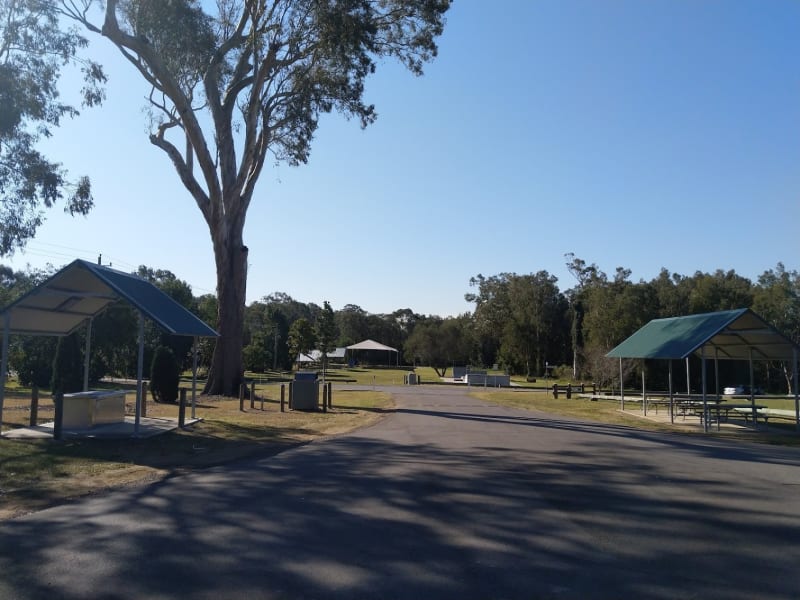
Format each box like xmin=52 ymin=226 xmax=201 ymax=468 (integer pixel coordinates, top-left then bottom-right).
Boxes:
xmin=7 ymin=0 xmax=799 ymax=317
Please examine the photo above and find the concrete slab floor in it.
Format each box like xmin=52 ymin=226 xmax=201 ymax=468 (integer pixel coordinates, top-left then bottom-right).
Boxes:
xmin=1 ymin=416 xmax=201 ymax=440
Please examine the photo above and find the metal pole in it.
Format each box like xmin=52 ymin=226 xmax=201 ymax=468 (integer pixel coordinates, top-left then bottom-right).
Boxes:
xmin=83 ymin=318 xmax=93 ymax=392
xmin=793 ymin=349 xmax=798 ymax=432
xmin=668 ymin=360 xmax=674 ymax=424
xmin=749 ymin=348 xmax=757 ymax=427
xmin=642 ymin=366 xmax=646 ymax=416
xmin=714 ymin=349 xmax=720 ymax=431
xmin=135 ymin=311 xmax=144 ymax=436
xmin=686 ymin=357 xmax=690 ymax=396
xmin=191 ymin=337 xmax=198 ymax=420
xmin=0 ymin=313 xmax=9 ymax=435
xmin=701 ymin=347 xmax=708 ymax=433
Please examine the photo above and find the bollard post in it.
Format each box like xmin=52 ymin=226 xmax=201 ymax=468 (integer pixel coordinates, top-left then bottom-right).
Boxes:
xmin=53 ymin=392 xmax=64 ymax=440
xmin=328 ymin=382 xmax=332 ymax=409
xmin=250 ymin=381 xmax=255 ymax=409
xmin=322 ymin=383 xmax=327 ymax=413
xmin=239 ymin=383 xmax=245 ymax=411
xmin=566 ymin=384 xmax=572 ymax=400
xmin=281 ymin=384 xmax=286 ymax=412
xmin=178 ymin=388 xmax=187 ymax=427
xmin=30 ymin=385 xmax=39 ymax=427
xmin=552 ymin=383 xmax=559 ymax=399
xmin=580 ymin=383 xmax=585 ymax=393
xmin=592 ymin=382 xmax=597 ymax=395
xmin=288 ymin=382 xmax=293 ymax=410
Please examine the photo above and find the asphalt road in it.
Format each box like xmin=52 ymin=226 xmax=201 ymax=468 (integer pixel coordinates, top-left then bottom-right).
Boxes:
xmin=2 ymin=385 xmax=800 ymax=600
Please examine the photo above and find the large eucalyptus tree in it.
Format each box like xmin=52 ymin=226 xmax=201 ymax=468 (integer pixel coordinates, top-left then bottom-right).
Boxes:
xmin=60 ymin=0 xmax=450 ymax=395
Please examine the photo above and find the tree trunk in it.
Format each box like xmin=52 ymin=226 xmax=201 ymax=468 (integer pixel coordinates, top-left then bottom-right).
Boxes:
xmin=204 ymin=229 xmax=248 ymax=396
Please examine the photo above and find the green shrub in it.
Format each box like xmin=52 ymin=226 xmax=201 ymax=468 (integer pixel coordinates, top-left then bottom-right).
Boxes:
xmin=149 ymin=345 xmax=180 ymax=403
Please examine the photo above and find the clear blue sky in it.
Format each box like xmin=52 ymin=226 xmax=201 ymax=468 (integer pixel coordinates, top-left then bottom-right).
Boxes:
xmin=7 ymin=0 xmax=800 ymax=317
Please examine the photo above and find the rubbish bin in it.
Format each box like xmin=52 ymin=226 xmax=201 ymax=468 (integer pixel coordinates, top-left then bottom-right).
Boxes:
xmin=405 ymin=373 xmax=418 ymax=385
xmin=292 ymin=371 xmax=319 ymax=410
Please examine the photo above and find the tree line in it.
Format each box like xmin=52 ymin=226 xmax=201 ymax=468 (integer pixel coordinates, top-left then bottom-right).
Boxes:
xmin=2 ymin=255 xmax=797 ymax=394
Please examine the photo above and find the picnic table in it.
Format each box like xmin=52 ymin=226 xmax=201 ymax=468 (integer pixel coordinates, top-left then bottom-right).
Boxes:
xmin=680 ymin=401 xmax=766 ymax=430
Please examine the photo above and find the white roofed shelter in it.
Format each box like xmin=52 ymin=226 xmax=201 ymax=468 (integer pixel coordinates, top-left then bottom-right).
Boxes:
xmin=0 ymin=259 xmax=218 ymax=437
xmin=346 ymin=339 xmax=399 ymax=366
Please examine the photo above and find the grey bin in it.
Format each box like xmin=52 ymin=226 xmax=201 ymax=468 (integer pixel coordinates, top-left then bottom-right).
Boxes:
xmin=292 ymin=371 xmax=319 ymax=410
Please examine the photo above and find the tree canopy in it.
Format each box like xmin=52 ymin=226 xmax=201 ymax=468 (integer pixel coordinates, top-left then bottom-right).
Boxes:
xmin=0 ymin=0 xmax=105 ymax=256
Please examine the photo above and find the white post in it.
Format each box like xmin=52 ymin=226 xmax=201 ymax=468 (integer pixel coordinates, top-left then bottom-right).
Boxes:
xmin=793 ymin=349 xmax=798 ymax=432
xmin=701 ymin=347 xmax=708 ymax=433
xmin=619 ymin=357 xmax=624 ymax=411
xmin=642 ymin=366 xmax=646 ymax=416
xmin=749 ymin=348 xmax=757 ymax=427
xmin=192 ymin=336 xmax=198 ymax=420
xmin=134 ymin=312 xmax=144 ymax=436
xmin=686 ymin=357 xmax=690 ymax=396
xmin=83 ymin=318 xmax=93 ymax=392
xmin=668 ymin=360 xmax=674 ymax=424
xmin=0 ymin=313 xmax=9 ymax=436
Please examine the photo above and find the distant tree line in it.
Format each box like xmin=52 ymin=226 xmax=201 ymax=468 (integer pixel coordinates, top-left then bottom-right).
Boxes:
xmin=1 ymin=255 xmax=798 ymax=394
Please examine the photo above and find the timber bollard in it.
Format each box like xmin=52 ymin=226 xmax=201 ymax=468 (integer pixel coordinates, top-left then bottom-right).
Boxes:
xmin=250 ymin=381 xmax=255 ymax=409
xmin=566 ymin=384 xmax=572 ymax=400
xmin=239 ymin=383 xmax=246 ymax=411
xmin=53 ymin=392 xmax=64 ymax=440
xmin=178 ymin=388 xmax=187 ymax=427
xmin=280 ymin=384 xmax=286 ymax=412
xmin=30 ymin=385 xmax=39 ymax=427
xmin=327 ymin=382 xmax=332 ymax=409
xmin=322 ymin=384 xmax=327 ymax=413
xmin=552 ymin=383 xmax=559 ymax=399
xmin=288 ymin=382 xmax=293 ymax=410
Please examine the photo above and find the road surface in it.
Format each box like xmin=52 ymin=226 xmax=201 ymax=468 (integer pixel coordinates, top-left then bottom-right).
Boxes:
xmin=2 ymin=385 xmax=800 ymax=599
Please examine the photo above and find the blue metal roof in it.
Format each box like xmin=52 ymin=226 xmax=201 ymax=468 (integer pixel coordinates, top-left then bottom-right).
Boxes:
xmin=1 ymin=259 xmax=217 ymax=337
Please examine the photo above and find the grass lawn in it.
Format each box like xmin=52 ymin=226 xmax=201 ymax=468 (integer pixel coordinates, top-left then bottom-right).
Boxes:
xmin=470 ymin=388 xmax=800 ymax=444
xmin=0 ymin=380 xmax=391 ymax=520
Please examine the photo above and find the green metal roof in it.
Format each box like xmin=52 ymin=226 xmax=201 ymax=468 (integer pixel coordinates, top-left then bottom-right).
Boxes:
xmin=1 ymin=259 xmax=218 ymax=337
xmin=606 ymin=309 xmax=798 ymax=361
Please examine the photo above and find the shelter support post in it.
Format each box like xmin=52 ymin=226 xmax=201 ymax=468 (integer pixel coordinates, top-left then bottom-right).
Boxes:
xmin=701 ymin=348 xmax=708 ymax=433
xmin=686 ymin=357 xmax=690 ymax=396
xmin=749 ymin=348 xmax=757 ymax=427
xmin=619 ymin=358 xmax=624 ymax=411
xmin=192 ymin=337 xmax=198 ymax=420
xmin=0 ymin=313 xmax=9 ymax=435
xmin=714 ymin=349 xmax=720 ymax=431
xmin=642 ymin=366 xmax=646 ymax=416
xmin=135 ymin=311 xmax=144 ymax=436
xmin=668 ymin=360 xmax=674 ymax=424
xmin=83 ymin=318 xmax=93 ymax=392
xmin=793 ymin=349 xmax=799 ymax=432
